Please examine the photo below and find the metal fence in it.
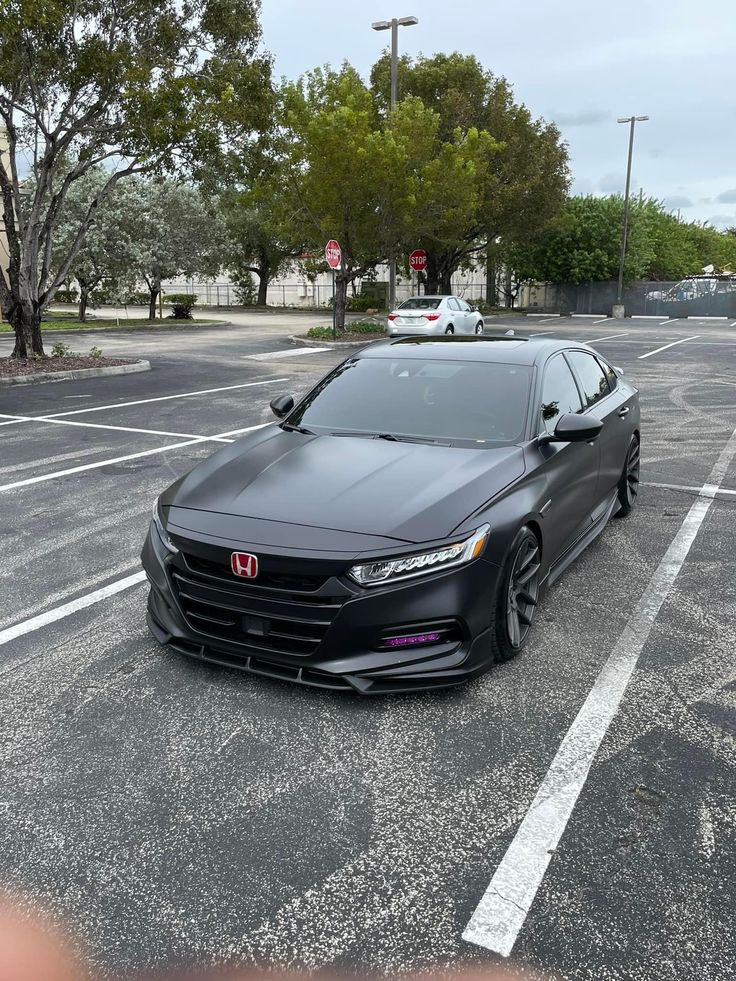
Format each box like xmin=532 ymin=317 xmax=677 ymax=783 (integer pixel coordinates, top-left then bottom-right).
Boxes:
xmin=522 ymin=277 xmax=736 ymax=317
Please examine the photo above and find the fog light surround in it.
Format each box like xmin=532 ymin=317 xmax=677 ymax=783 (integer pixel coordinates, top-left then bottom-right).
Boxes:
xmin=383 ymin=631 xmax=442 ymax=649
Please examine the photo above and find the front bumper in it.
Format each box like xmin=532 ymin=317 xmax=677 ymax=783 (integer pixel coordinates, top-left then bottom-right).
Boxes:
xmin=141 ymin=522 xmax=502 ymax=695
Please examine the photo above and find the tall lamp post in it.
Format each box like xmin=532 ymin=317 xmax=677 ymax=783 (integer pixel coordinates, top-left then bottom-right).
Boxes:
xmin=613 ymin=114 xmax=648 ymax=318
xmin=372 ymin=15 xmax=418 ymax=311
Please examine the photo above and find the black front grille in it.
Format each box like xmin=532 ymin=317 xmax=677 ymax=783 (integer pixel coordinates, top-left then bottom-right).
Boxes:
xmin=169 ymin=550 xmax=344 ymax=657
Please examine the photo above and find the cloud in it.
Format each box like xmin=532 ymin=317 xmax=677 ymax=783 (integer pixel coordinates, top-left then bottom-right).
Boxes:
xmin=708 ymin=213 xmax=736 ymax=229
xmin=715 ymin=188 xmax=736 ymax=203
xmin=571 ymin=176 xmax=595 ymax=196
xmin=662 ymin=195 xmax=693 ymax=209
xmin=553 ymin=108 xmax=610 ymax=127
xmin=598 ymin=172 xmax=627 ymax=193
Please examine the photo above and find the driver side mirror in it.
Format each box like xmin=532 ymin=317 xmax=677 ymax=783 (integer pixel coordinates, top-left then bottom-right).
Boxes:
xmin=270 ymin=394 xmax=294 ymax=418
xmin=539 ymin=413 xmax=603 ymax=445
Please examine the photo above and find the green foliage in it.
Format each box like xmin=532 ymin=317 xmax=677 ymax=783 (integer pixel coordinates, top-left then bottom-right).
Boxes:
xmin=306 ymin=320 xmax=384 ymax=339
xmin=50 ymin=341 xmax=78 ymax=357
xmin=124 ymin=291 xmax=153 ymax=306
xmin=89 ymin=346 xmax=103 ymax=359
xmin=54 ymin=289 xmax=79 ymax=303
xmin=346 ymin=293 xmax=384 ymax=311
xmin=164 ymin=294 xmax=198 ymax=319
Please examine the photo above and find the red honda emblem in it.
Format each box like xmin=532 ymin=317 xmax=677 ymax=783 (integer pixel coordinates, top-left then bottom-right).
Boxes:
xmin=231 ymin=552 xmax=258 ymax=578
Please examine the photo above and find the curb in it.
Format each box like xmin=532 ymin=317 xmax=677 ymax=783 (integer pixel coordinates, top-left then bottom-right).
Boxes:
xmin=0 ymin=359 xmax=151 ymax=387
xmin=19 ymin=320 xmax=232 ymax=336
xmin=289 ymin=334 xmax=384 ymax=349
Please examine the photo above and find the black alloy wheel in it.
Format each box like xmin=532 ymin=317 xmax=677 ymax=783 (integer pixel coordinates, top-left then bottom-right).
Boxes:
xmin=616 ymin=435 xmax=640 ymax=516
xmin=493 ymin=527 xmax=541 ymax=663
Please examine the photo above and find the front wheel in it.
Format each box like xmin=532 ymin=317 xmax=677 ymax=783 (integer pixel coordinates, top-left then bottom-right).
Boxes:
xmin=475 ymin=320 xmax=484 ymax=335
xmin=444 ymin=325 xmax=454 ymax=335
xmin=492 ymin=526 xmax=541 ymax=663
xmin=616 ymin=435 xmax=640 ymax=516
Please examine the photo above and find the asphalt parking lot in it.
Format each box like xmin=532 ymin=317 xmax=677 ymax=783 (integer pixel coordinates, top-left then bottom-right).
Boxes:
xmin=1 ymin=313 xmax=735 ymax=980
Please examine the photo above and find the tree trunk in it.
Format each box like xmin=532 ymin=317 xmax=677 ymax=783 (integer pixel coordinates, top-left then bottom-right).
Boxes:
xmin=485 ymin=242 xmax=497 ymax=306
xmin=256 ymin=271 xmax=269 ymax=306
xmin=505 ymin=267 xmax=513 ymax=308
xmin=9 ymin=304 xmax=44 ymax=359
xmin=439 ymin=269 xmax=453 ymax=294
xmin=424 ymin=257 xmax=440 ymax=295
xmin=334 ymin=273 xmax=349 ymax=331
xmin=78 ymin=290 xmax=89 ymax=322
xmin=148 ymin=283 xmax=160 ymax=321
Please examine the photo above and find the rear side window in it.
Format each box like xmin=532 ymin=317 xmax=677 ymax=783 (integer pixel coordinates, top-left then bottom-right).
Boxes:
xmin=447 ymin=297 xmax=461 ymax=311
xmin=567 ymin=351 xmax=610 ymax=407
xmin=598 ymin=357 xmax=618 ymax=391
xmin=540 ymin=354 xmax=583 ymax=433
xmin=398 ymin=297 xmax=441 ymax=310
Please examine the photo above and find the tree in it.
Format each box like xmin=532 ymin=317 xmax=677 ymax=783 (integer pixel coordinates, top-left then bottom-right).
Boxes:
xmin=371 ymin=53 xmax=569 ymax=292
xmin=51 ymin=169 xmax=140 ymax=321
xmin=0 ymin=0 xmax=270 ymax=358
xmin=221 ymin=173 xmax=306 ymax=306
xmin=279 ymin=66 xmax=419 ymax=329
xmin=124 ymin=179 xmax=225 ymax=320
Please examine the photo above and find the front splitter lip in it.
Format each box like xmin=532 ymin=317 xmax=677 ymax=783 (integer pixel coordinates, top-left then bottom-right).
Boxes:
xmin=146 ymin=606 xmax=491 ymax=696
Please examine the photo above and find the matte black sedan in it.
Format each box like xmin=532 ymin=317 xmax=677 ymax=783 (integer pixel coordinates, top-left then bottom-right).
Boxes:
xmin=142 ymin=336 xmax=640 ymax=693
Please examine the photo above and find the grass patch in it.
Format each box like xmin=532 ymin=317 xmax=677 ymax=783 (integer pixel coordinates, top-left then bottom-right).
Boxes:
xmin=306 ymin=319 xmax=384 ymax=340
xmin=0 ymin=315 xmax=220 ymax=333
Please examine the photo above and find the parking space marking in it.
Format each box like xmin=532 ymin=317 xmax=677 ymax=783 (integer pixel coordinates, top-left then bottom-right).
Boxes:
xmin=529 ymin=330 xmax=554 ymax=337
xmin=463 ymin=423 xmax=736 ymax=958
xmin=588 ymin=332 xmax=629 ymax=343
xmin=644 ymin=480 xmax=736 ymax=498
xmin=659 ymin=318 xmax=679 ymax=326
xmin=637 ymin=335 xmax=700 ymax=360
xmin=0 ymin=572 xmax=146 ymax=651
xmin=592 ymin=317 xmax=612 ymax=324
xmin=0 ymin=424 xmax=268 ymax=493
xmin=536 ymin=317 xmax=561 ymax=325
xmin=730 ymin=321 xmax=736 ymax=327
xmin=244 ymin=347 xmax=332 ymax=360
xmin=12 ymin=377 xmax=289 ymax=421
xmin=0 ymin=413 xmax=234 ymax=443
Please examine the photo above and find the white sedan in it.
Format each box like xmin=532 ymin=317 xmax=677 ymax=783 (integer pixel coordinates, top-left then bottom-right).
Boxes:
xmin=386 ymin=295 xmax=484 ymax=337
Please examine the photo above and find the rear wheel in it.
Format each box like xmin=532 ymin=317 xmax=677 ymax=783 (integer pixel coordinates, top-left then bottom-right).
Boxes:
xmin=475 ymin=320 xmax=484 ymax=335
xmin=616 ymin=435 xmax=640 ymax=517
xmin=445 ymin=325 xmax=454 ymax=335
xmin=492 ymin=527 xmax=541 ymax=663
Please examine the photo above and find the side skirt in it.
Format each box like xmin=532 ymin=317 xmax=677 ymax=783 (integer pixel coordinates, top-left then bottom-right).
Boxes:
xmin=546 ymin=489 xmax=619 ymax=587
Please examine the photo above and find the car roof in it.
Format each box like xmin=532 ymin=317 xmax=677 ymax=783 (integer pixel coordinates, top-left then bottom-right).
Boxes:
xmin=358 ymin=334 xmax=594 ymax=366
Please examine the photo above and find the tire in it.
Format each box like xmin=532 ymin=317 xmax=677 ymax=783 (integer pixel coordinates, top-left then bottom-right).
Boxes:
xmin=616 ymin=434 xmax=640 ymax=517
xmin=475 ymin=320 xmax=484 ymax=335
xmin=491 ymin=526 xmax=541 ymax=663
xmin=444 ymin=325 xmax=454 ymax=334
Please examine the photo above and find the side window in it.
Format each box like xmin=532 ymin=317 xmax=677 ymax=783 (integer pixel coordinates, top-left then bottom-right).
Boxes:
xmin=598 ymin=357 xmax=618 ymax=391
xmin=567 ymin=351 xmax=610 ymax=407
xmin=540 ymin=355 xmax=584 ymax=433
xmin=447 ymin=297 xmax=460 ymax=311
xmin=459 ymin=299 xmax=471 ymax=312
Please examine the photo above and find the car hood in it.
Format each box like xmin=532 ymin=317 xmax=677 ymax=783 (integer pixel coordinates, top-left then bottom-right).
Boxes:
xmin=167 ymin=425 xmax=525 ymax=545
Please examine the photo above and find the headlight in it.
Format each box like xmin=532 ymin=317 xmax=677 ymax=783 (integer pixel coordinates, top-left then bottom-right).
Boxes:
xmin=152 ymin=500 xmax=178 ymax=553
xmin=348 ymin=524 xmax=490 ymax=586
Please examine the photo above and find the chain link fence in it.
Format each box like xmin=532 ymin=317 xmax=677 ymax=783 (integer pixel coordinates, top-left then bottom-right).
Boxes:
xmin=522 ymin=277 xmax=736 ymax=317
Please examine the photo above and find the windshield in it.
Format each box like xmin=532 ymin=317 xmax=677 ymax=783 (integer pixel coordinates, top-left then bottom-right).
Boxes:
xmin=287 ymin=357 xmax=532 ymax=445
xmin=398 ymin=297 xmax=442 ymax=310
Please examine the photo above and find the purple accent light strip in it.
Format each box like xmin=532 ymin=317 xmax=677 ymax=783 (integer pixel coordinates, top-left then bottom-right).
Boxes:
xmin=384 ymin=631 xmax=441 ymax=648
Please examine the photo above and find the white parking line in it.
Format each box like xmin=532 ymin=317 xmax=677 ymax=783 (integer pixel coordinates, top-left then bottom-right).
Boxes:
xmin=659 ymin=319 xmax=679 ymax=326
xmin=0 ymin=414 xmax=233 ymax=443
xmin=536 ymin=317 xmax=561 ymax=325
xmin=637 ymin=335 xmax=700 ymax=360
xmin=463 ymin=423 xmax=736 ymax=958
xmin=730 ymin=321 xmax=736 ymax=328
xmin=244 ymin=347 xmax=331 ymax=360
xmin=9 ymin=377 xmax=288 ymax=421
xmin=644 ymin=480 xmax=736 ymax=498
xmin=0 ymin=424 xmax=269 ymax=493
xmin=529 ymin=330 xmax=554 ymax=337
xmin=592 ymin=317 xmax=612 ymax=325
xmin=0 ymin=572 xmax=147 ymax=650
xmin=588 ymin=332 xmax=629 ymax=343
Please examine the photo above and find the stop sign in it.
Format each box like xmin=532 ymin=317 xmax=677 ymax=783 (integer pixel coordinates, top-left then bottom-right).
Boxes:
xmin=325 ymin=239 xmax=342 ymax=270
xmin=409 ymin=249 xmax=428 ymax=272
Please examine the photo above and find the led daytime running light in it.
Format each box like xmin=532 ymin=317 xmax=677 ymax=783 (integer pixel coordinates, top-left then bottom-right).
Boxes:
xmin=348 ymin=524 xmax=489 ymax=586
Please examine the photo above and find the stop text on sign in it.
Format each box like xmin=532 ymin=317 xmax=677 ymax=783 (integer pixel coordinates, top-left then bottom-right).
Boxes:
xmin=325 ymin=240 xmax=342 ymax=269
xmin=409 ymin=249 xmax=428 ymax=272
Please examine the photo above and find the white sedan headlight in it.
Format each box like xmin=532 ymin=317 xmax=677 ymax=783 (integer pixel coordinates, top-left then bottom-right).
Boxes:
xmin=348 ymin=524 xmax=490 ymax=586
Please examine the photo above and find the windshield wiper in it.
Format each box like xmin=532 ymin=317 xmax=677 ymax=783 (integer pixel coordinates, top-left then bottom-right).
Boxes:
xmin=281 ymin=423 xmax=316 ymax=435
xmin=330 ymin=430 xmax=448 ymax=445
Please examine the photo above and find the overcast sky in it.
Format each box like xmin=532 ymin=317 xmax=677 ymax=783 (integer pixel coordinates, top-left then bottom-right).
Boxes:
xmin=261 ymin=0 xmax=736 ymax=228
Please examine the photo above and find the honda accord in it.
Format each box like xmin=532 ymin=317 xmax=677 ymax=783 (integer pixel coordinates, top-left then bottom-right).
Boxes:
xmin=141 ymin=335 xmax=640 ymax=693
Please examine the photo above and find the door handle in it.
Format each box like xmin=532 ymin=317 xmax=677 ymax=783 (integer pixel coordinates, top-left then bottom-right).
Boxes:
xmin=617 ymin=406 xmax=630 ymax=418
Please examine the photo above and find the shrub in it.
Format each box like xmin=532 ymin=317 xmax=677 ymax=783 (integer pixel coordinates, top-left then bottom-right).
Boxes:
xmin=89 ymin=346 xmax=103 ymax=359
xmin=124 ymin=290 xmax=152 ymax=306
xmin=50 ymin=341 xmax=79 ymax=357
xmin=54 ymin=288 xmax=79 ymax=303
xmin=306 ymin=320 xmax=385 ymax=339
xmin=346 ymin=293 xmax=385 ymax=312
xmin=163 ymin=293 xmax=198 ymax=319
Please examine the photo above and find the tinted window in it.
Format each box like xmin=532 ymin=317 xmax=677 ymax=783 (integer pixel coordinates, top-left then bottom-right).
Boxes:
xmin=598 ymin=357 xmax=618 ymax=391
xmin=398 ymin=297 xmax=441 ymax=310
xmin=540 ymin=355 xmax=583 ymax=433
xmin=567 ymin=351 xmax=610 ymax=407
xmin=290 ymin=357 xmax=533 ymax=445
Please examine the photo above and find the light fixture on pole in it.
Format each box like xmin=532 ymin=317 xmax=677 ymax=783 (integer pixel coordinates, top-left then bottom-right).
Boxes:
xmin=372 ymin=15 xmax=418 ymax=312
xmin=614 ymin=114 xmax=648 ymax=318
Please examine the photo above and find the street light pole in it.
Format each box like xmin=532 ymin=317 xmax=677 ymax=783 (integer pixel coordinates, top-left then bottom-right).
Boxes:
xmin=614 ymin=114 xmax=648 ymax=317
xmin=372 ymin=15 xmax=418 ymax=312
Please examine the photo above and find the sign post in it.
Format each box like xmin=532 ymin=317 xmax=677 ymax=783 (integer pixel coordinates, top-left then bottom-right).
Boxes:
xmin=409 ymin=250 xmax=428 ymax=297
xmin=325 ymin=239 xmax=342 ymax=340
